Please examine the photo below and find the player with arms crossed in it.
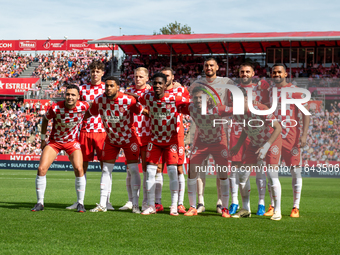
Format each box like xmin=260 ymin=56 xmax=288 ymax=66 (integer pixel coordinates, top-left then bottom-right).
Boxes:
xmin=263 ymin=64 xmax=310 ymax=218
xmin=230 ymin=87 xmax=283 ymax=221
xmin=138 ymin=73 xmax=189 ymax=216
xmin=120 ymin=67 xmax=150 ymax=211
xmin=66 ymin=60 xmax=109 ymax=210
xmin=181 ymin=86 xmax=233 ymax=217
xmin=88 ymin=76 xmax=143 ymax=213
xmin=226 ymin=63 xmax=270 ymax=216
xmin=31 ymin=85 xmax=90 ymax=213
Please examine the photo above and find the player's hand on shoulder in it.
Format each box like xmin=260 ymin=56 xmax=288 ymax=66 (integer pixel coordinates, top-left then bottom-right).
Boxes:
xmin=124 ymin=91 xmax=139 ymax=100
xmin=173 ymin=81 xmax=181 ymax=88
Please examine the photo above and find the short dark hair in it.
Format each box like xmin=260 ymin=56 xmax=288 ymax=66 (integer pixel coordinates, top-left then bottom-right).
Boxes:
xmin=239 ymin=62 xmax=254 ymax=71
xmin=89 ymin=60 xmax=105 ymax=71
xmin=272 ymin=63 xmax=286 ymax=71
xmin=192 ymin=86 xmax=206 ymax=95
xmin=152 ymin=73 xmax=167 ymax=83
xmin=66 ymin=84 xmax=80 ymax=94
xmin=205 ymin=57 xmax=218 ymax=64
xmin=161 ymin=67 xmax=174 ymax=74
xmin=105 ymin=76 xmax=120 ymax=86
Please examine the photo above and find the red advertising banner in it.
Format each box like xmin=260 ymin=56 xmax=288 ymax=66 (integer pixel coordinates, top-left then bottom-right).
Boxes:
xmin=308 ymin=87 xmax=340 ymax=95
xmin=307 ymin=100 xmax=322 ymax=113
xmin=0 ymin=78 xmax=40 ymax=95
xmin=0 ymin=40 xmax=118 ymax=51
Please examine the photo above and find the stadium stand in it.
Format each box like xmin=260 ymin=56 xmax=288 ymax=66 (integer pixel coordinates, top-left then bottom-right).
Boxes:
xmin=0 ymin=51 xmax=339 ymax=162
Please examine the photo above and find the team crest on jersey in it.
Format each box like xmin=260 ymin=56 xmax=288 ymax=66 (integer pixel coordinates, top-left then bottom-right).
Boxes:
xmin=73 ymin=142 xmax=81 ymax=150
xmin=291 ymin=147 xmax=299 ymax=156
xmin=130 ymin=143 xmax=138 ymax=152
xmin=270 ymin=145 xmax=280 ymax=155
xmin=178 ymin=146 xmax=184 ymax=156
xmin=170 ymin=144 xmax=178 ymax=153
xmin=221 ymin=149 xmax=228 ymax=158
xmin=166 ymin=104 xmax=171 ymax=109
xmin=119 ymin=107 xmax=125 ymax=113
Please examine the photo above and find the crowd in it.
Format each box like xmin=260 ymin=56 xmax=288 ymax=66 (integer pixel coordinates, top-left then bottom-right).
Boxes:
xmin=0 ymin=52 xmax=339 ymax=162
xmin=32 ymin=51 xmax=114 ymax=91
xmin=0 ymin=52 xmax=33 ymax=78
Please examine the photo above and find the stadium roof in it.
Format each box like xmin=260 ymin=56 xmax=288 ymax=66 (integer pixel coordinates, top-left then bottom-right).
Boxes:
xmin=88 ymin=31 xmax=340 ymax=55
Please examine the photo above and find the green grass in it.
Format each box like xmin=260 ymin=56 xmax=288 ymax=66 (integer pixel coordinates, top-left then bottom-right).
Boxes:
xmin=0 ymin=170 xmax=339 ymax=254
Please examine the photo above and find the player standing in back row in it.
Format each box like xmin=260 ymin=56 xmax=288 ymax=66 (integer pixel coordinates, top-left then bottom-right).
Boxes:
xmin=120 ymin=67 xmax=151 ymax=211
xmin=66 ymin=60 xmax=110 ymax=210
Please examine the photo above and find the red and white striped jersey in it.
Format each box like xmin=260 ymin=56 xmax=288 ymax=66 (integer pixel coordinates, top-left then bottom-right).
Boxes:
xmin=125 ymin=86 xmax=151 ymax=145
xmin=89 ymin=92 xmax=143 ymax=146
xmin=139 ymin=92 xmax=188 ymax=144
xmin=45 ymin=101 xmax=89 ymax=143
xmin=266 ymin=83 xmax=307 ymax=141
xmin=227 ymin=83 xmax=269 ymax=136
xmin=233 ymin=104 xmax=277 ymax=147
xmin=79 ymin=82 xmax=105 ymax=133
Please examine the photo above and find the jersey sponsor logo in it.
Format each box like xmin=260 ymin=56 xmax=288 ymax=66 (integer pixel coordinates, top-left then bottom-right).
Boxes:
xmin=221 ymin=149 xmax=228 ymax=158
xmin=270 ymin=145 xmax=280 ymax=155
xmin=170 ymin=144 xmax=178 ymax=153
xmin=153 ymin=112 xmax=170 ymax=119
xmin=291 ymin=147 xmax=299 ymax=156
xmin=130 ymin=143 xmax=138 ymax=152
xmin=63 ymin=120 xmax=80 ymax=128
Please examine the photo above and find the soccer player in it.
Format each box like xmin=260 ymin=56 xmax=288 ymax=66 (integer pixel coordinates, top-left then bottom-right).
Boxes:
xmin=121 ymin=67 xmax=150 ymax=211
xmin=31 ymin=85 xmax=89 ymax=213
xmin=190 ymin=57 xmax=233 ymax=214
xmin=181 ymin=86 xmax=232 ymax=218
xmin=264 ymin=64 xmax=310 ymax=218
xmin=152 ymin=67 xmax=189 ymax=214
xmin=66 ymin=60 xmax=109 ymax=210
xmin=138 ymin=73 xmax=189 ymax=216
xmin=230 ymin=87 xmax=283 ymax=221
xmin=227 ymin=63 xmax=270 ymax=216
xmin=88 ymin=76 xmax=143 ymax=213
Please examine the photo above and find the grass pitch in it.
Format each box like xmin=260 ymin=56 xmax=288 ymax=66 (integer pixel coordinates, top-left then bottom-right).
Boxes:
xmin=0 ymin=169 xmax=339 ymax=254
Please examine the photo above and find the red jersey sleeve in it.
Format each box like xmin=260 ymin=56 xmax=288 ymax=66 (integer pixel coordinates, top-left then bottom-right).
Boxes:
xmin=178 ymin=103 xmax=191 ymax=115
xmin=217 ymin=105 xmax=233 ymax=117
xmin=138 ymin=94 xmax=146 ymax=107
xmin=89 ymin=100 xmax=99 ymax=116
xmin=130 ymin=97 xmax=143 ymax=115
xmin=44 ymin=103 xmax=56 ymax=120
